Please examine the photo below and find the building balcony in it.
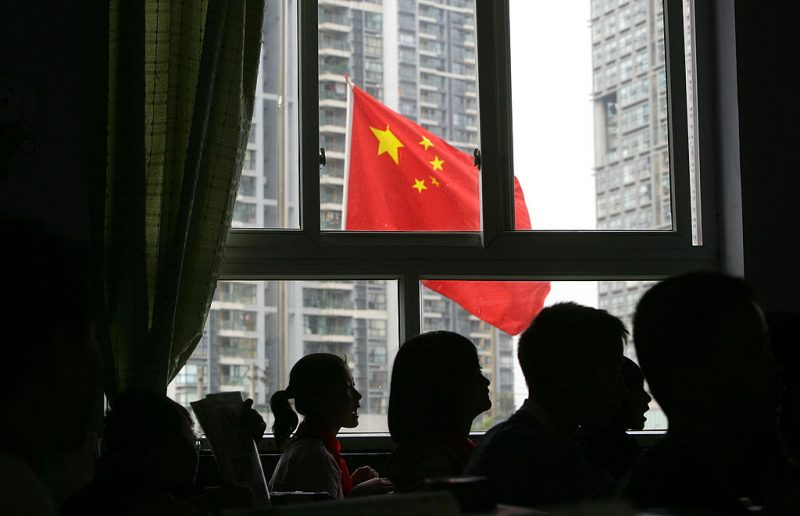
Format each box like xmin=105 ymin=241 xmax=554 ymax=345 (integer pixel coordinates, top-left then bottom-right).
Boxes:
xmin=318 ymin=14 xmax=351 ymax=32
xmin=219 ymin=382 xmax=248 ymax=391
xmin=305 ymin=280 xmax=354 ymax=290
xmin=319 ymin=47 xmax=351 ymax=59
xmin=302 ymin=307 xmax=358 ymax=318
xmin=320 ymin=202 xmax=343 ymax=213
xmin=322 ymin=150 xmax=345 ymax=161
xmin=319 ymin=72 xmax=347 ymax=83
xmin=320 ymin=175 xmax=345 ymax=186
xmin=319 ymin=99 xmax=347 ymax=110
xmin=216 ymin=328 xmax=259 ymax=337
xmin=320 ymin=124 xmax=347 ymax=134
xmin=302 ymin=334 xmax=355 ymax=344
xmin=217 ymin=356 xmax=255 ymax=366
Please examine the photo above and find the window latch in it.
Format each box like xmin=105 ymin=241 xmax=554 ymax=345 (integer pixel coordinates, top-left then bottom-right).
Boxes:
xmin=319 ymin=147 xmax=326 ymax=167
xmin=473 ymin=148 xmax=481 ymax=170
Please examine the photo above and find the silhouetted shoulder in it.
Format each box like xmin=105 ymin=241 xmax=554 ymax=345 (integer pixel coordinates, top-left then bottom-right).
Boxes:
xmin=621 ymin=437 xmax=749 ymax=515
xmin=387 ymin=434 xmax=474 ymax=492
xmin=466 ymin=410 xmax=612 ymax=508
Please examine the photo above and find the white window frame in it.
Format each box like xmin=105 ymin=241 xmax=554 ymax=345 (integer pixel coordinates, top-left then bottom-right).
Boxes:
xmin=220 ymin=0 xmax=717 ymax=444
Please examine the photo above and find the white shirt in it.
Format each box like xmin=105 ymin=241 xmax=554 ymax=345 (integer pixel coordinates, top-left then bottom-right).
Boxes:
xmin=269 ymin=439 xmax=343 ymax=500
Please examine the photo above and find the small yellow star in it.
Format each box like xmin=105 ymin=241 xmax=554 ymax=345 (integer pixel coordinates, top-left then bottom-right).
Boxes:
xmin=430 ymin=155 xmax=444 ymax=172
xmin=430 ymin=176 xmax=440 ymax=187
xmin=419 ymin=136 xmax=434 ymax=151
xmin=412 ymin=178 xmax=427 ymax=193
xmin=370 ymin=125 xmax=404 ymax=165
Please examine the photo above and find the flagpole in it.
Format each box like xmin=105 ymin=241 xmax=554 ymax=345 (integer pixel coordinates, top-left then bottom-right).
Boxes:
xmin=341 ymin=75 xmax=355 ymax=231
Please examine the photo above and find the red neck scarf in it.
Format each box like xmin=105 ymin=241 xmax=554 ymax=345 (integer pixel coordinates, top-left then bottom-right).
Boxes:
xmin=293 ymin=421 xmax=352 ymax=495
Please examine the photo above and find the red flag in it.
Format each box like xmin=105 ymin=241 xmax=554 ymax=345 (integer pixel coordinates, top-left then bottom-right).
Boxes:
xmin=345 ymin=84 xmax=550 ymax=335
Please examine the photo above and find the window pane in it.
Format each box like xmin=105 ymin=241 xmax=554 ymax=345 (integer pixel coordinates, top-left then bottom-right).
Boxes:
xmin=320 ymin=0 xmax=481 ymax=231
xmin=173 ymin=278 xmax=666 ymax=433
xmin=169 ymin=280 xmax=399 ymax=433
xmin=234 ymin=0 xmax=300 ymax=229
xmin=421 ymin=280 xmax=667 ymax=430
xmin=509 ymin=0 xmax=688 ymax=232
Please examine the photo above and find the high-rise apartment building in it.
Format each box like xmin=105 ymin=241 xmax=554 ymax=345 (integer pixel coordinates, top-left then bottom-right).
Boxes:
xmin=591 ymin=0 xmax=694 ymax=429
xmin=170 ymin=0 xmax=516 ymax=432
xmin=591 ymin=0 xmax=670 ymax=340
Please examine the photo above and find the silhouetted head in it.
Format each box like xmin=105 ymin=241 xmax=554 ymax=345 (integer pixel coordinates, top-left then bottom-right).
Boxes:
xmin=103 ymin=389 xmax=199 ymax=490
xmin=270 ymin=353 xmax=361 ymax=449
xmin=0 ymin=216 xmax=100 ymax=458
xmin=518 ymin=302 xmax=627 ymax=430
xmin=633 ymin=272 xmax=781 ymax=430
xmin=388 ymin=331 xmax=490 ymax=445
xmin=610 ymin=357 xmax=652 ymax=431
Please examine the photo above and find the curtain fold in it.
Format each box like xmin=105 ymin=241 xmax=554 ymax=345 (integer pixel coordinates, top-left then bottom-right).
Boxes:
xmin=93 ymin=0 xmax=264 ymax=399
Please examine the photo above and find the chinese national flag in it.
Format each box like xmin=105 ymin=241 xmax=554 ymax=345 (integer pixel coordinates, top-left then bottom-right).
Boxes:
xmin=345 ymin=84 xmax=550 ymax=335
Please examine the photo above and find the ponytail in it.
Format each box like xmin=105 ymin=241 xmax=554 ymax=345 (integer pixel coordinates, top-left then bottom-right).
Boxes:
xmin=270 ymin=389 xmax=298 ymax=450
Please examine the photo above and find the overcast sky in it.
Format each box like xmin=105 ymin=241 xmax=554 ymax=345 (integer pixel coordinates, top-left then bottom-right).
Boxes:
xmin=509 ymin=0 xmax=598 ymax=306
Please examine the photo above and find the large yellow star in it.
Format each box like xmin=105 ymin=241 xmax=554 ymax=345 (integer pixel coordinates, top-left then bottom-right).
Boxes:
xmin=430 ymin=176 xmax=440 ymax=188
xmin=430 ymin=155 xmax=444 ymax=172
xmin=370 ymin=125 xmax=404 ymax=165
xmin=419 ymin=136 xmax=434 ymax=151
xmin=412 ymin=178 xmax=427 ymax=193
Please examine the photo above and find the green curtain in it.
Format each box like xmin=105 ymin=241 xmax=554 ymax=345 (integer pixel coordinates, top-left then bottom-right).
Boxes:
xmin=91 ymin=0 xmax=264 ymax=400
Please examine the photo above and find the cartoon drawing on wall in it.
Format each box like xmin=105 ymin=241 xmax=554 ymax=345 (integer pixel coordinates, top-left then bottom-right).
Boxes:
xmin=1 ymin=74 xmax=38 ymax=179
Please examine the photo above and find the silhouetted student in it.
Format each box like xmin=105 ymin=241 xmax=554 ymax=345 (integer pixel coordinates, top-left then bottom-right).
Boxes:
xmin=621 ymin=272 xmax=785 ymax=514
xmin=269 ymin=353 xmax=394 ymax=499
xmin=62 ymin=389 xmax=261 ymax=515
xmin=464 ymin=302 xmax=627 ymax=508
xmin=578 ymin=357 xmax=651 ymax=480
xmin=767 ymin=311 xmax=800 ymax=460
xmin=386 ymin=331 xmax=491 ymax=492
xmin=0 ymin=217 xmax=100 ymax=515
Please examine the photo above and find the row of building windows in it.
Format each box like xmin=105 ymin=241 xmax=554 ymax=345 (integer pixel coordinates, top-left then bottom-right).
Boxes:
xmin=594 ymin=52 xmax=651 ymax=92
xmin=597 ymin=182 xmax=653 ymax=218
xmin=592 ymin=0 xmax=649 ymax=43
xmin=597 ymin=208 xmax=655 ymax=230
xmin=593 ymin=25 xmax=651 ymax=70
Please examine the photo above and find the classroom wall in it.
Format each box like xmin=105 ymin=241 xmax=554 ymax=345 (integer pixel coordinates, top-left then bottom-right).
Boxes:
xmin=732 ymin=1 xmax=800 ymax=313
xmin=0 ymin=3 xmax=94 ymax=244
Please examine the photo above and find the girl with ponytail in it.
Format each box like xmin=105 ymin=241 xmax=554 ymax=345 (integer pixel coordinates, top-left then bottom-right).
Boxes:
xmin=268 ymin=353 xmax=394 ymax=499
